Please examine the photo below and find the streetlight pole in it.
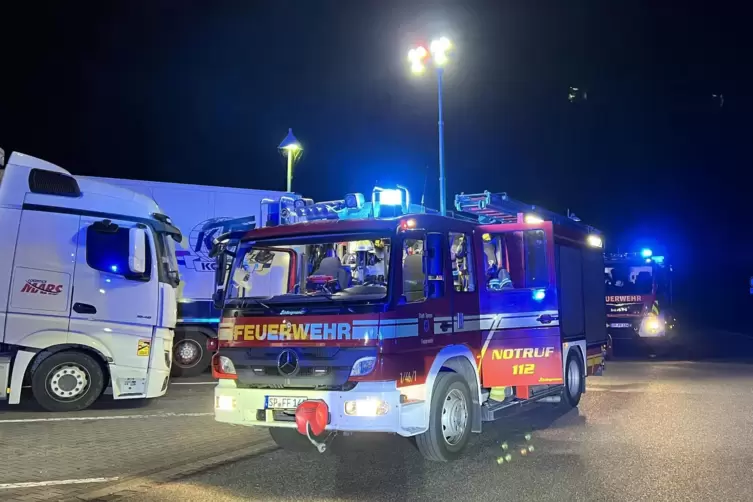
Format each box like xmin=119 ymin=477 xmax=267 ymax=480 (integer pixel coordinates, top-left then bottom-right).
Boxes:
xmin=408 ymin=37 xmax=452 ymax=216
xmin=436 ymin=67 xmax=446 ymax=216
xmin=278 ymin=128 xmax=302 ymax=193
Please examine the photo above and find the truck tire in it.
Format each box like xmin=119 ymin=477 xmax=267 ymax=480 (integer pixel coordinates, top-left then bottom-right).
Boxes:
xmin=605 ymin=334 xmax=614 ymax=360
xmin=415 ymin=372 xmax=472 ymax=462
xmin=31 ymin=351 xmax=105 ymax=412
xmin=562 ymin=350 xmax=584 ymax=408
xmin=269 ymin=427 xmax=327 ymax=453
xmin=172 ymin=328 xmax=212 ymax=377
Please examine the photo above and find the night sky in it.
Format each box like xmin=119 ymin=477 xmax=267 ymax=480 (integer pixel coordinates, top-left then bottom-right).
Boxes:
xmin=2 ymin=1 xmax=751 ymax=328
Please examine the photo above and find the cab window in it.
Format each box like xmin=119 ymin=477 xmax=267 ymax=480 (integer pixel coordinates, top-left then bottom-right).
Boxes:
xmin=401 ymin=233 xmax=445 ymax=302
xmin=483 ymin=229 xmax=548 ymax=291
xmin=402 ymin=237 xmax=426 ymax=303
xmin=449 ymin=232 xmax=475 ymax=292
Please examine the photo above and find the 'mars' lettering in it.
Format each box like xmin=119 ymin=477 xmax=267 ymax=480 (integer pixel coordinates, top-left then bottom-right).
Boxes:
xmin=233 ymin=323 xmax=352 ymax=341
xmin=491 ymin=347 xmax=555 ymax=360
xmin=21 ymin=281 xmax=63 ymax=295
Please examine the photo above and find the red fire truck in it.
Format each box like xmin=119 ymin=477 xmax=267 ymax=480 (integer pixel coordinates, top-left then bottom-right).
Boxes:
xmin=605 ymin=250 xmax=676 ymax=352
xmin=211 ymin=189 xmax=607 ymax=461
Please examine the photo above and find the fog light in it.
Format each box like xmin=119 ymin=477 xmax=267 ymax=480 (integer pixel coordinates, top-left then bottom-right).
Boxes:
xmin=344 ymin=398 xmax=389 ymax=416
xmin=215 ymin=395 xmax=236 ymax=411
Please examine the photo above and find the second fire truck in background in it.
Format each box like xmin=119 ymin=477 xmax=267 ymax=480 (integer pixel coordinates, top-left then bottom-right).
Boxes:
xmin=605 ymin=249 xmax=676 ymax=352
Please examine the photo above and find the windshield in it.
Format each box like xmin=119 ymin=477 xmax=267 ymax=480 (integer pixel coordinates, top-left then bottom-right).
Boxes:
xmin=158 ymin=232 xmax=181 ymax=287
xmin=227 ymin=236 xmax=391 ymax=304
xmin=605 ymin=264 xmax=654 ymax=295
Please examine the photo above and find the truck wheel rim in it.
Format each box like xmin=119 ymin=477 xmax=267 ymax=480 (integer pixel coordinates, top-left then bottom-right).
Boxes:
xmin=441 ymin=388 xmax=468 ymax=446
xmin=176 ymin=339 xmax=201 ymax=366
xmin=567 ymin=358 xmax=581 ymax=398
xmin=48 ymin=364 xmax=90 ymax=401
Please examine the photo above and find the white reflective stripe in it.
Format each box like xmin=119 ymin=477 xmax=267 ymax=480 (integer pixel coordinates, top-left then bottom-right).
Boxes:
xmin=498 ymin=315 xmax=558 ymax=329
xmin=434 ymin=316 xmax=453 ymax=322
xmin=443 ymin=311 xmax=560 ymax=333
xmin=378 ymin=319 xmax=419 ymax=326
xmin=377 ymin=324 xmax=418 ymax=339
xmin=351 ymin=326 xmax=376 ymax=340
xmin=353 ymin=319 xmax=418 ymax=326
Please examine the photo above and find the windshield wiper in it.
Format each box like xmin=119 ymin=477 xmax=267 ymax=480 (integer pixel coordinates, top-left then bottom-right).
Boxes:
xmin=237 ymin=297 xmax=271 ymax=309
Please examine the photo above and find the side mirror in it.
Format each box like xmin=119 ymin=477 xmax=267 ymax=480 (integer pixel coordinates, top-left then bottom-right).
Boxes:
xmin=214 ymin=253 xmax=227 ymax=289
xmin=212 ymin=288 xmax=225 ymax=310
xmin=128 ymin=227 xmax=147 ymax=275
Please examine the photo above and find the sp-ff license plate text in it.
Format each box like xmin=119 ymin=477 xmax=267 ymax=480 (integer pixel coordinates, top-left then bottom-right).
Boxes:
xmin=265 ymin=396 xmax=306 ymax=410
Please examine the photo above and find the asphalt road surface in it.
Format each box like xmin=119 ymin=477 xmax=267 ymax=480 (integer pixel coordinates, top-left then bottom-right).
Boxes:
xmin=99 ymin=360 xmax=753 ymax=501
xmin=2 ymin=328 xmax=753 ymax=502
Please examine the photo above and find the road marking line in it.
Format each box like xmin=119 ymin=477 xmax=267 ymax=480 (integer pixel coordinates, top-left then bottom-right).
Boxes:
xmin=170 ymin=381 xmax=216 ymax=385
xmin=0 ymin=477 xmax=120 ymax=489
xmin=0 ymin=412 xmax=213 ymax=424
xmin=587 ymin=387 xmax=647 ymax=393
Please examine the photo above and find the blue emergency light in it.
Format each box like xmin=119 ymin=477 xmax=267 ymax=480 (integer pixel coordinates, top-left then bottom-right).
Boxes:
xmin=378 ymin=189 xmax=403 ymax=206
xmin=641 ymin=248 xmax=653 ymax=258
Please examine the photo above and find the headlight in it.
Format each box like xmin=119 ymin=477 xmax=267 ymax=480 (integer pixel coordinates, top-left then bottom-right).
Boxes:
xmin=646 ymin=317 xmax=661 ymax=332
xmin=640 ymin=314 xmax=665 ymax=336
xmin=350 ymin=356 xmax=377 ymax=377
xmin=218 ymin=356 xmax=236 ymax=375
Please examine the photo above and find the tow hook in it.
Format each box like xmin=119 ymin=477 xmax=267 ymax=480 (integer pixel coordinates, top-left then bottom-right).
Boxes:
xmin=305 ymin=422 xmax=336 ymax=453
xmin=295 ymin=399 xmax=332 ymax=453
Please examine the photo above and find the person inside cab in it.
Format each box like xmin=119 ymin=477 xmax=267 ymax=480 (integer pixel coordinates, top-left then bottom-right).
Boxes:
xmin=483 ymin=236 xmax=513 ymax=290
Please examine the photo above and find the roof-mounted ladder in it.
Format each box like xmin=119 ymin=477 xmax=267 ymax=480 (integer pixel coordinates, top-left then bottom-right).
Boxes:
xmin=454 ymin=191 xmax=600 ymax=234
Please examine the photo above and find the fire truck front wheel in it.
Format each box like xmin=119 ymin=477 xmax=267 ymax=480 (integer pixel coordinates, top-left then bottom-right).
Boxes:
xmin=562 ymin=350 xmax=584 ymax=408
xmin=415 ymin=371 xmax=473 ymax=462
xmin=31 ymin=350 xmax=106 ymax=412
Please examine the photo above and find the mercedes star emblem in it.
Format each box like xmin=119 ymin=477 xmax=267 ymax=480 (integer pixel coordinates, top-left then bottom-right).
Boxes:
xmin=277 ymin=349 xmax=299 ymax=377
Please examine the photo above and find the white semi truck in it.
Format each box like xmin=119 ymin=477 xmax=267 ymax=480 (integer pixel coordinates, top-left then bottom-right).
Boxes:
xmin=0 ymin=151 xmax=181 ymax=411
xmin=84 ymin=176 xmax=291 ymax=376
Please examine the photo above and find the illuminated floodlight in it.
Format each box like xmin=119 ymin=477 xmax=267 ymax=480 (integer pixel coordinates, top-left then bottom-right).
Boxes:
xmin=641 ymin=248 xmax=652 ymax=258
xmin=587 ymin=234 xmax=603 ymax=248
xmin=408 ymin=46 xmax=428 ymax=74
xmin=278 ymin=128 xmax=302 ymax=153
xmin=430 ymin=37 xmax=452 ymax=66
xmin=524 ymin=214 xmax=544 ymax=224
xmin=379 ymin=189 xmax=403 ymax=206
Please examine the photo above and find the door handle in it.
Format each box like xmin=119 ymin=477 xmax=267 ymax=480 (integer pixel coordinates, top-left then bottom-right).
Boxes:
xmin=73 ymin=303 xmax=97 ymax=314
xmin=439 ymin=321 xmax=452 ymax=332
xmin=537 ymin=314 xmax=554 ymax=324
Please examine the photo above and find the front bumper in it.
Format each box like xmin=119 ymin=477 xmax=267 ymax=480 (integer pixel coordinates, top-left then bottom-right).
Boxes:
xmin=214 ymin=380 xmax=425 ymax=437
xmin=608 ymin=318 xmax=675 ymax=341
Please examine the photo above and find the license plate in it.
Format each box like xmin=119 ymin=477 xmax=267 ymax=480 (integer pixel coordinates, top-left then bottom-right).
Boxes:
xmin=265 ymin=396 xmax=306 ymax=410
xmin=609 ymin=323 xmax=631 ymax=328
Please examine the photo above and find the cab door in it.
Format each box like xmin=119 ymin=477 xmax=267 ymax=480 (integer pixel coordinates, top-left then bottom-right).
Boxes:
xmin=69 ymin=217 xmax=159 ymax=396
xmin=475 ymin=222 xmax=563 ymax=389
xmin=383 ymin=230 xmax=453 ymax=386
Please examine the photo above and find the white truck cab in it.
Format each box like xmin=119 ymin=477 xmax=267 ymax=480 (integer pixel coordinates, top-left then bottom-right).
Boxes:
xmin=0 ymin=151 xmax=181 ymax=411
